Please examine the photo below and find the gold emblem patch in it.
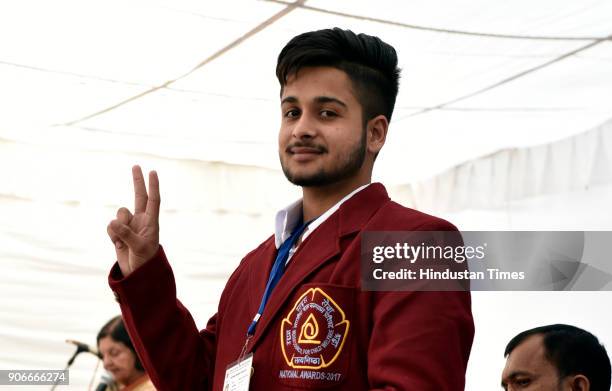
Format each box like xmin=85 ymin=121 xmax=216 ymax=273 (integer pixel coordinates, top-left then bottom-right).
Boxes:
xmin=280 ymin=288 xmax=350 ymax=370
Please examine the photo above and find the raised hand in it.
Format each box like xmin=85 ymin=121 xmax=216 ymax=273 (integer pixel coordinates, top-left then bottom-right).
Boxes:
xmin=107 ymin=165 xmax=161 ymax=277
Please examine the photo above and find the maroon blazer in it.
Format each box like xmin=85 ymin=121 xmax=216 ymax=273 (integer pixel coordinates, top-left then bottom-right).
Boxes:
xmin=109 ymin=183 xmax=474 ymax=390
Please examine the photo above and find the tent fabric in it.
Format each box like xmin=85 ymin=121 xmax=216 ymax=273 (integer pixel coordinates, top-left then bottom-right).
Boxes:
xmin=2 ymin=1 xmax=612 ymax=181
xmin=2 ymin=1 xmax=612 ymax=390
xmin=400 ymin=117 xmax=612 ymax=214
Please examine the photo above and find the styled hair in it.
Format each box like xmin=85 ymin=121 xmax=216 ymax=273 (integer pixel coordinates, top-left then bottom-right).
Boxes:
xmin=505 ymin=324 xmax=611 ymax=391
xmin=97 ymin=315 xmax=144 ymax=371
xmin=276 ymin=27 xmax=401 ymax=123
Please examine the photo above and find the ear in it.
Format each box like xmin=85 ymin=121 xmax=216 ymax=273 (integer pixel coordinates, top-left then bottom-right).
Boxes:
xmin=366 ymin=114 xmax=389 ymax=155
xmin=567 ymin=374 xmax=590 ymax=391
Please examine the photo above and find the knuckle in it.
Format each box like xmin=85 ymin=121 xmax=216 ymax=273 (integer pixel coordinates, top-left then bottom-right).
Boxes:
xmin=118 ymin=224 xmax=130 ymax=235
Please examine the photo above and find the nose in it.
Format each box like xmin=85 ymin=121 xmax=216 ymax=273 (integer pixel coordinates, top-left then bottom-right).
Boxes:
xmin=291 ymin=113 xmax=317 ymax=140
xmin=102 ymin=355 xmax=113 ymax=370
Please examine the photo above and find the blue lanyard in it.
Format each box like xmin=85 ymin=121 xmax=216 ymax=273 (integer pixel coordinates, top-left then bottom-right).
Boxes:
xmin=246 ymin=217 xmax=311 ymax=337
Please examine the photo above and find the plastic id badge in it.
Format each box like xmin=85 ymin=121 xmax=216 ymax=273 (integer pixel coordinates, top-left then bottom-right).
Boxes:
xmin=222 ymin=353 xmax=253 ymax=391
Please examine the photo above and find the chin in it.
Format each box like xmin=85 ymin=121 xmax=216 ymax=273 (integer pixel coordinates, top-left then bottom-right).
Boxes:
xmin=112 ymin=371 xmax=128 ymax=385
xmin=286 ymin=173 xmax=334 ymax=187
xmin=282 ymin=165 xmax=319 ymax=184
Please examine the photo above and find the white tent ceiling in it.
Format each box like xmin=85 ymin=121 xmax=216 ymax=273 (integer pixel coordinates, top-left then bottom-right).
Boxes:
xmin=1 ymin=1 xmax=611 ymax=390
xmin=2 ymin=0 xmax=611 ymax=181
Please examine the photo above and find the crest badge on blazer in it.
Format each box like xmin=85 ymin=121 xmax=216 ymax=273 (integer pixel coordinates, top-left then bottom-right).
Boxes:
xmin=280 ymin=287 xmax=350 ymax=370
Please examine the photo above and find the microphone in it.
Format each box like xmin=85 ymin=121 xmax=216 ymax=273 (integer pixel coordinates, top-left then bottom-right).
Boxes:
xmin=65 ymin=339 xmax=102 ymax=359
xmin=95 ymin=371 xmax=113 ymax=391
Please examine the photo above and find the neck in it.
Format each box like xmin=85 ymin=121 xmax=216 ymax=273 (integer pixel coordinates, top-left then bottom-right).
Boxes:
xmin=301 ymin=176 xmax=370 ymax=221
xmin=119 ymin=371 xmax=145 ymax=388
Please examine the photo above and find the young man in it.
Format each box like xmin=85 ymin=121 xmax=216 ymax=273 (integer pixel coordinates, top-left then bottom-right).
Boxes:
xmin=502 ymin=324 xmax=611 ymax=391
xmin=107 ymin=28 xmax=474 ymax=390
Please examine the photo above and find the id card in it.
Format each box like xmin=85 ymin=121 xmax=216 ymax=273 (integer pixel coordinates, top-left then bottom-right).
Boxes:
xmin=222 ymin=353 xmax=253 ymax=391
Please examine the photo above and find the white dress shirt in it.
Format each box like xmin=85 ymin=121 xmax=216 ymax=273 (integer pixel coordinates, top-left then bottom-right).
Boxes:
xmin=274 ymin=184 xmax=371 ymax=263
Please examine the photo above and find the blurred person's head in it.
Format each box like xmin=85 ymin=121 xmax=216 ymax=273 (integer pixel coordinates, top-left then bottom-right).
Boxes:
xmin=275 ymin=28 xmax=400 ymax=188
xmin=97 ymin=315 xmax=144 ymax=386
xmin=501 ymin=324 xmax=611 ymax=391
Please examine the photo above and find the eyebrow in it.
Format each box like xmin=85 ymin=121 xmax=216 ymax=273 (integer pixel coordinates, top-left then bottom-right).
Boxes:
xmin=281 ymin=96 xmax=347 ymax=108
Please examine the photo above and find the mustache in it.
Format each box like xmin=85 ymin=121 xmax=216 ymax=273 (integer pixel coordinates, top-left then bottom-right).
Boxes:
xmin=285 ymin=141 xmax=328 ymax=154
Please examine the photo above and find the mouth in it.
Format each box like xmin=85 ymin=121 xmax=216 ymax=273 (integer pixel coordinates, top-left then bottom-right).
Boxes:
xmin=286 ymin=144 xmax=326 ymax=159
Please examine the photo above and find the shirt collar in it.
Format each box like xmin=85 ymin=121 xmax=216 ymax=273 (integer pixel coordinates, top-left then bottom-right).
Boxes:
xmin=274 ymin=183 xmax=371 ymax=248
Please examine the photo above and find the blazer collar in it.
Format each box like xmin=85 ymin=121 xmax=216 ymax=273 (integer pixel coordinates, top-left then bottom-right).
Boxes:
xmin=336 ymin=182 xmax=390 ymax=237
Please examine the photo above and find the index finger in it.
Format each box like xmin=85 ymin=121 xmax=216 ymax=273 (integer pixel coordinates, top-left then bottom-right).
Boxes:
xmin=145 ymin=170 xmax=160 ymax=219
xmin=132 ymin=165 xmax=148 ymax=214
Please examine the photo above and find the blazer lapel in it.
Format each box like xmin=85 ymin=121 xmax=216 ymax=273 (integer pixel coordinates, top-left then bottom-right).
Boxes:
xmin=247 ymin=237 xmax=277 ymax=317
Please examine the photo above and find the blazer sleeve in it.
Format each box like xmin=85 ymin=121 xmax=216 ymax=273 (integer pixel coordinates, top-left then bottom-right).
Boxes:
xmin=108 ymin=245 xmax=216 ymax=391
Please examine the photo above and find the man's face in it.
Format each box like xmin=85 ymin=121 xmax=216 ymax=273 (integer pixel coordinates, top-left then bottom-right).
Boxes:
xmin=278 ymin=66 xmax=367 ymax=187
xmin=501 ymin=334 xmax=566 ymax=391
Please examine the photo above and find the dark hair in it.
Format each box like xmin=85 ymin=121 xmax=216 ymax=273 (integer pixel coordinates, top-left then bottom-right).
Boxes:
xmin=276 ymin=27 xmax=401 ymax=123
xmin=97 ymin=315 xmax=144 ymax=371
xmin=504 ymin=324 xmax=611 ymax=391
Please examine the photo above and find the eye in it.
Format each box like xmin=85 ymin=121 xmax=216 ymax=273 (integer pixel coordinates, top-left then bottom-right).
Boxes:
xmin=515 ymin=378 xmax=531 ymax=387
xmin=320 ymin=110 xmax=337 ymax=118
xmin=284 ymin=108 xmax=300 ymax=119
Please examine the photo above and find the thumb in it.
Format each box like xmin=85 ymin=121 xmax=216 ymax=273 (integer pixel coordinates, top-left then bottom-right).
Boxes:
xmin=107 ymin=222 xmax=128 ymax=251
xmin=109 ymin=220 xmax=141 ymax=250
